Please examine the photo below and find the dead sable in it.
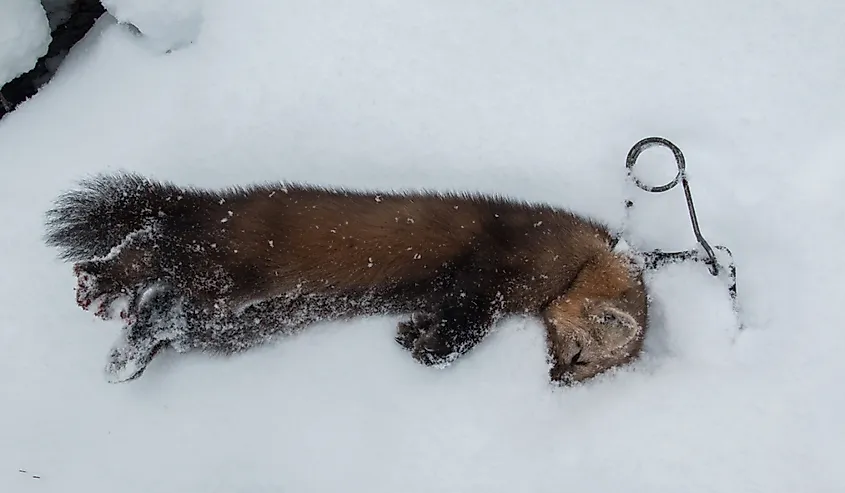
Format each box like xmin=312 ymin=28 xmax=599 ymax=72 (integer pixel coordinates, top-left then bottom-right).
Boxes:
xmin=45 ymin=173 xmax=649 ymax=384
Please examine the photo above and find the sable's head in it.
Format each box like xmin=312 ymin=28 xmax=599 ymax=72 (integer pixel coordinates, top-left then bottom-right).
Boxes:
xmin=543 ymin=252 xmax=648 ymax=385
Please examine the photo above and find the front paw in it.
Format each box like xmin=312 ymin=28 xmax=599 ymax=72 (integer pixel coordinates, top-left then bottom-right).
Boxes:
xmin=395 ymin=313 xmax=435 ymax=351
xmin=410 ymin=329 xmax=459 ymax=368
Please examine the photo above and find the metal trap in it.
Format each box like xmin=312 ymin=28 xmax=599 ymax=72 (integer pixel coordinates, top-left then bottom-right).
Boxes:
xmin=621 ymin=136 xmax=742 ymax=329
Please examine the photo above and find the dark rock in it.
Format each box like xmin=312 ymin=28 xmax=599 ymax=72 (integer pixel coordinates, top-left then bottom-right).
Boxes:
xmin=0 ymin=0 xmax=105 ymax=120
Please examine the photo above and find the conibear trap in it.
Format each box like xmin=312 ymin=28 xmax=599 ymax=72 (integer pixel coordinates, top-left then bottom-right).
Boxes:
xmin=617 ymin=137 xmax=742 ymax=330
xmin=43 ymin=137 xmax=740 ymax=385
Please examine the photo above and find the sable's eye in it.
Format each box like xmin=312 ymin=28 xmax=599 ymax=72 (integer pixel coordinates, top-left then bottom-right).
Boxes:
xmin=596 ymin=312 xmax=617 ymax=324
xmin=570 ymin=348 xmax=587 ymax=366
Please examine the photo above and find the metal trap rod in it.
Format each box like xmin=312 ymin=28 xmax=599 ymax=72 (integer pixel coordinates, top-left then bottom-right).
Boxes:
xmin=623 ymin=136 xmax=741 ymax=327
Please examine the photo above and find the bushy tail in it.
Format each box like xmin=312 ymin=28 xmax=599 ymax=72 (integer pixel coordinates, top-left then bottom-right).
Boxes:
xmin=44 ymin=172 xmax=184 ymax=261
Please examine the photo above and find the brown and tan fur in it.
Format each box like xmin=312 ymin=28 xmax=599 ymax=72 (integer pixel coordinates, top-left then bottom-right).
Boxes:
xmin=45 ymin=173 xmax=649 ymax=384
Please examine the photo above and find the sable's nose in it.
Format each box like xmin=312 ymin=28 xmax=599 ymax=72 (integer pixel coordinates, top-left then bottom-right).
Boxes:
xmin=549 ymin=363 xmax=577 ymax=386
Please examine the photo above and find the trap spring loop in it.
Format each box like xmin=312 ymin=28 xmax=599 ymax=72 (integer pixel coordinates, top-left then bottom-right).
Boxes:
xmin=624 ymin=137 xmax=741 ymax=327
xmin=625 ymin=137 xmax=718 ymax=276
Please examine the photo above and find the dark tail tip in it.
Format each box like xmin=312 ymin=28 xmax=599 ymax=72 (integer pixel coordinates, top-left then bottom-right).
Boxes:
xmin=44 ymin=172 xmax=157 ymax=261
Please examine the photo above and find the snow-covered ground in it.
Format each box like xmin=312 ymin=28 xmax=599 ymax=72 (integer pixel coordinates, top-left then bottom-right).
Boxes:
xmin=2 ymin=1 xmax=844 ymax=491
xmin=0 ymin=0 xmax=50 ymax=86
xmin=99 ymin=0 xmax=204 ymax=52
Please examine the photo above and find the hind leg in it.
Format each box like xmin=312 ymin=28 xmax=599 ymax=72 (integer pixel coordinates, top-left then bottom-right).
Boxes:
xmin=104 ymin=287 xmax=185 ymax=383
xmin=73 ymin=233 xmax=162 ymax=320
xmin=74 ymin=261 xmax=142 ymax=320
xmin=105 ymin=330 xmax=169 ymax=383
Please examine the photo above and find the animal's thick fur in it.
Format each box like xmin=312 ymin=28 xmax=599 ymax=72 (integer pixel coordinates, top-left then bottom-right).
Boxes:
xmin=45 ymin=172 xmax=649 ymax=384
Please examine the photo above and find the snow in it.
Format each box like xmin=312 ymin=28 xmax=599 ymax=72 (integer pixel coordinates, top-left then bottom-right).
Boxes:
xmin=1 ymin=0 xmax=845 ymax=491
xmin=100 ymin=0 xmax=204 ymax=52
xmin=0 ymin=0 xmax=50 ymax=86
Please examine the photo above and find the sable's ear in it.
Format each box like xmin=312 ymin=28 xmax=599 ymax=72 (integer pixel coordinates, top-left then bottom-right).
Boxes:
xmin=589 ymin=304 xmax=641 ymax=350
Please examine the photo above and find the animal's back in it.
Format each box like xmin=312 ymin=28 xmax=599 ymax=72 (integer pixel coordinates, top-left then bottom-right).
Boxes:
xmin=218 ymin=187 xmax=488 ymax=297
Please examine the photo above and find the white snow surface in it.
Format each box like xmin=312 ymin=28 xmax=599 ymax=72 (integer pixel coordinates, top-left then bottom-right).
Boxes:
xmin=2 ymin=1 xmax=845 ymax=491
xmin=0 ymin=0 xmax=50 ymax=85
xmin=100 ymin=0 xmax=204 ymax=52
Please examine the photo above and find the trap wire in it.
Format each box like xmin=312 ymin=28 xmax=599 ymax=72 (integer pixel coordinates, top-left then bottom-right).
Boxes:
xmin=622 ymin=137 xmax=742 ymax=329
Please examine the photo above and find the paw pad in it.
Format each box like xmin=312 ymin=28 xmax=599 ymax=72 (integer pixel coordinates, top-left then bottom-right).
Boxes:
xmin=74 ymin=269 xmax=129 ymax=321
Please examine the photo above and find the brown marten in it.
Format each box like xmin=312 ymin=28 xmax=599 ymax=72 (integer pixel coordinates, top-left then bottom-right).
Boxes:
xmin=44 ymin=172 xmax=649 ymax=384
